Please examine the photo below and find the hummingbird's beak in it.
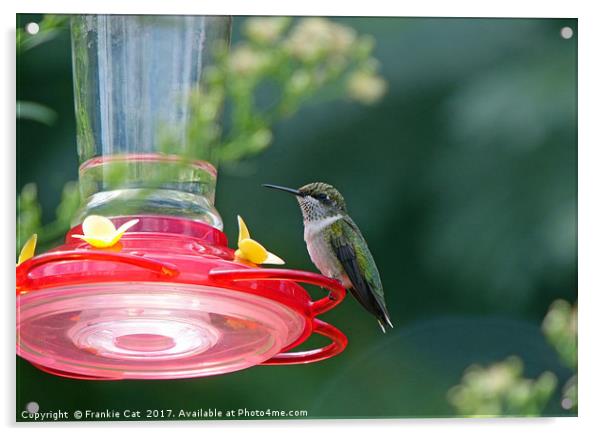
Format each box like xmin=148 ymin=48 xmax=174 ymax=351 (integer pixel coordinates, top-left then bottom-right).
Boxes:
xmin=262 ymin=184 xmax=304 ymax=196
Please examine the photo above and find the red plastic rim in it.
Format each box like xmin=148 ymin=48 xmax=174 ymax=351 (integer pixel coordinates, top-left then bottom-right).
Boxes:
xmin=16 ymin=216 xmax=348 ymax=379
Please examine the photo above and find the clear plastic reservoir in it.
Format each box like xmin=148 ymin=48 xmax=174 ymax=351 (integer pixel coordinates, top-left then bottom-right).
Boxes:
xmin=70 ymin=15 xmax=231 ymax=228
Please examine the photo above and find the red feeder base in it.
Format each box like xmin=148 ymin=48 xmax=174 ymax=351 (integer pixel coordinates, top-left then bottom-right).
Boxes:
xmin=16 ymin=216 xmax=347 ymax=380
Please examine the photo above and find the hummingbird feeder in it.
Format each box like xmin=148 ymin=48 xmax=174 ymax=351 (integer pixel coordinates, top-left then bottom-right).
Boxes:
xmin=16 ymin=15 xmax=347 ymax=380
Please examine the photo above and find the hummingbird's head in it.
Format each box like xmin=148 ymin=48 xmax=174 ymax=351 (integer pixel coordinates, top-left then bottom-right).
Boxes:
xmin=263 ymin=182 xmax=347 ymax=222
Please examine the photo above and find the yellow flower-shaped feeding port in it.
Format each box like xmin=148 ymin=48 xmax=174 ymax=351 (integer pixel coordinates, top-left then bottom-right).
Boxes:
xmin=17 ymin=234 xmax=37 ymax=266
xmin=234 ymin=215 xmax=284 ymax=266
xmin=71 ymin=215 xmax=139 ymax=248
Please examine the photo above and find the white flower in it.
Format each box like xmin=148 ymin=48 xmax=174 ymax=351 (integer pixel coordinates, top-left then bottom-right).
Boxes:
xmin=284 ymin=18 xmax=334 ymax=62
xmin=244 ymin=17 xmax=290 ymax=44
xmin=330 ymin=22 xmax=356 ymax=54
xmin=346 ymin=71 xmax=387 ymax=104
xmin=284 ymin=18 xmax=357 ymax=61
xmin=228 ymin=45 xmax=268 ymax=76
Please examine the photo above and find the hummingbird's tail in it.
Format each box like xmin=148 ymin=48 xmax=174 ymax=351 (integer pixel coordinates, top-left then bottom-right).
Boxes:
xmin=377 ymin=312 xmax=394 ymax=333
xmin=384 ymin=313 xmax=394 ymax=329
xmin=375 ymin=295 xmax=394 ymax=332
xmin=348 ymin=286 xmax=394 ymax=333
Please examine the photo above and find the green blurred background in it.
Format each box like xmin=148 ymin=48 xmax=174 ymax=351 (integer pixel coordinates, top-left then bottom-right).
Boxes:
xmin=16 ymin=15 xmax=577 ymax=419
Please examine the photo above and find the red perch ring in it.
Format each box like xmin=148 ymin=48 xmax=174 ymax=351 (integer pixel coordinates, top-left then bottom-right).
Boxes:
xmin=16 ymin=216 xmax=347 ymax=380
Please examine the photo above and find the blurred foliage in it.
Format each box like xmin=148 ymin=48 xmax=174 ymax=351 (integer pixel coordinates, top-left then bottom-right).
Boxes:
xmin=16 ymin=15 xmax=577 ymax=419
xmin=16 ymin=184 xmax=41 ymax=251
xmin=17 ymin=181 xmax=81 ymax=254
xmin=17 ymin=15 xmax=67 ymax=125
xmin=16 ymin=15 xmax=75 ymax=253
xmin=448 ymin=299 xmax=577 ymax=416
xmin=17 ymin=14 xmax=68 ymax=52
xmin=562 ymin=375 xmax=577 ymax=412
xmin=542 ymin=299 xmax=577 ymax=370
xmin=161 ymin=17 xmax=386 ymax=165
xmin=447 ymin=356 xmax=557 ymax=416
xmin=16 ymin=101 xmax=57 ymax=126
xmin=542 ymin=299 xmax=577 ymax=412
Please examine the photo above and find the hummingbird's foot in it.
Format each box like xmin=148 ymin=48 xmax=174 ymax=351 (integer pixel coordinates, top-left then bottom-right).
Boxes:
xmin=326 ymin=278 xmax=345 ymax=300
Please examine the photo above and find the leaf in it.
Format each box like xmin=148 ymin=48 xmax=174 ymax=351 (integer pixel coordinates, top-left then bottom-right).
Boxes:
xmin=17 ymin=101 xmax=57 ymax=125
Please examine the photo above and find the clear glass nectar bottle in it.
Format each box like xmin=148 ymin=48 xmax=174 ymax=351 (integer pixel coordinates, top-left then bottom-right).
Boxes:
xmin=70 ymin=15 xmax=231 ymax=229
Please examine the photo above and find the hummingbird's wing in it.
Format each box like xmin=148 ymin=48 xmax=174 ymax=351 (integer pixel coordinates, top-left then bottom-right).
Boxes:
xmin=330 ymin=217 xmax=393 ymax=331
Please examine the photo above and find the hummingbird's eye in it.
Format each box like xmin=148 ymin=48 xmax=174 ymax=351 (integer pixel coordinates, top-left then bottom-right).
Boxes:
xmin=315 ymin=193 xmax=331 ymax=202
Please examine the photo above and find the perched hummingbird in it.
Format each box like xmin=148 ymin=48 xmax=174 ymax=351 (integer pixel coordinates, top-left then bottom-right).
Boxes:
xmin=263 ymin=182 xmax=393 ymax=332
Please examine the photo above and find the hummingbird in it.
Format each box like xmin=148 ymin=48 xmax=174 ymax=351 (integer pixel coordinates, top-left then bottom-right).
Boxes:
xmin=263 ymin=182 xmax=393 ymax=332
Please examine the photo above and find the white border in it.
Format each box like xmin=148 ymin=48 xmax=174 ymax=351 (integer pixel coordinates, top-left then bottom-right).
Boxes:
xmin=4 ymin=0 xmax=601 ymax=434
xmin=11 ymin=0 xmax=582 ymax=17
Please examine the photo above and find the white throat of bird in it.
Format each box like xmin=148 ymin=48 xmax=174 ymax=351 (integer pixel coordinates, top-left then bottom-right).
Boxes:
xmin=303 ymin=214 xmax=344 ymax=239
xmin=297 ymin=196 xmax=341 ymax=222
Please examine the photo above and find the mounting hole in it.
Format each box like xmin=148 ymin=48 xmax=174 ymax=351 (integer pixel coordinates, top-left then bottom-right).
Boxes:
xmin=560 ymin=27 xmax=573 ymax=39
xmin=561 ymin=397 xmax=573 ymax=410
xmin=25 ymin=401 xmax=39 ymax=413
xmin=25 ymin=22 xmax=39 ymax=35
